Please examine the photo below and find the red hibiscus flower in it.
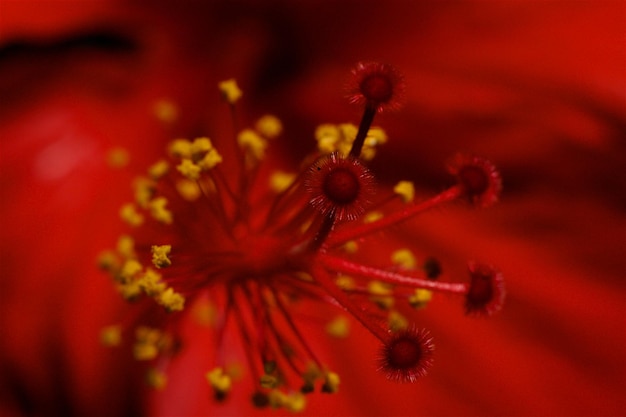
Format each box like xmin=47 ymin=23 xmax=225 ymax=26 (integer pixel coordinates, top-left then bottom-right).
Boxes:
xmin=1 ymin=1 xmax=624 ymax=416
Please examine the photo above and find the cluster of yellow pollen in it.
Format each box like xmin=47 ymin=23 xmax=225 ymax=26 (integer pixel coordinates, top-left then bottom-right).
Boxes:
xmin=98 ymin=234 xmax=184 ymax=312
xmin=99 ymin=66 xmax=505 ymax=412
xmin=315 ymin=123 xmax=387 ymax=160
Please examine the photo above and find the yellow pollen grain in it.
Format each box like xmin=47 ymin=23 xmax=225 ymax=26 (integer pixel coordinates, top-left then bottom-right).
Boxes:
xmin=117 ymin=280 xmax=142 ymax=300
xmin=133 ymin=326 xmax=162 ymax=360
xmin=176 ymin=179 xmax=201 ymax=201
xmin=153 ymin=99 xmax=178 ymax=124
xmin=100 ymin=325 xmax=122 ymax=347
xmin=148 ymin=159 xmax=169 ymax=180
xmin=388 ymin=310 xmax=409 ymax=331
xmin=190 ymin=137 xmax=213 ymax=158
xmin=219 ymin=79 xmax=242 ymax=104
xmin=363 ymin=211 xmax=383 ymax=223
xmin=315 ymin=124 xmax=341 ymax=154
xmin=269 ymin=171 xmax=295 ymax=193
xmin=177 ymin=158 xmax=202 ymax=180
xmin=146 ymin=368 xmax=168 ymax=390
xmin=394 ymin=180 xmax=415 ymax=203
xmin=169 ymin=138 xmax=193 ymax=159
xmin=139 ymin=269 xmax=166 ymax=297
xmin=284 ymin=392 xmax=306 ymax=412
xmin=268 ymin=390 xmax=287 ymax=409
xmin=326 ymin=315 xmax=350 ymax=338
xmin=119 ymin=203 xmax=144 ymax=227
xmin=193 ymin=300 xmax=217 ymax=327
xmin=260 ymin=374 xmax=279 ymax=389
xmin=156 ymin=287 xmax=185 ymax=312
xmin=368 ymin=280 xmax=394 ymax=309
xmin=335 ymin=275 xmax=356 ymax=290
xmin=409 ymin=288 xmax=433 ymax=308
xmin=106 ymin=147 xmax=130 ymax=168
xmin=256 ymin=115 xmax=283 ymax=138
xmin=151 ymin=245 xmax=172 ymax=269
xmin=119 ymin=259 xmax=142 ymax=283
xmin=206 ymin=367 xmax=232 ymax=393
xmin=149 ymin=197 xmax=173 ymax=224
xmin=97 ymin=250 xmax=119 ymax=272
xmin=237 ymin=128 xmax=267 ymax=160
xmin=365 ymin=126 xmax=388 ymax=147
xmin=133 ymin=177 xmax=156 ymax=208
xmin=116 ymin=235 xmax=135 ymax=259
xmin=391 ymin=248 xmax=417 ymax=270
xmin=342 ymin=241 xmax=358 ymax=254
xmin=322 ymin=372 xmax=340 ymax=394
xmin=197 ymin=148 xmax=223 ymax=170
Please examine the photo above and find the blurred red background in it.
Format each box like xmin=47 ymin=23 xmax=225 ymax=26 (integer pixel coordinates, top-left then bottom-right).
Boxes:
xmin=1 ymin=1 xmax=624 ymax=416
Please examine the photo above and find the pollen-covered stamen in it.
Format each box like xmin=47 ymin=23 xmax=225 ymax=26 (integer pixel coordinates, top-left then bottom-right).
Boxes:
xmin=465 ymin=261 xmax=505 ymax=316
xmin=447 ymin=154 xmax=502 ymax=208
xmin=306 ymin=152 xmax=374 ymax=221
xmin=379 ymin=328 xmax=434 ymax=382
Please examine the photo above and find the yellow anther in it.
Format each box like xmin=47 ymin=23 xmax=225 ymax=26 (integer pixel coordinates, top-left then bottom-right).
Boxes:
xmin=326 ymin=315 xmax=350 ymax=338
xmin=133 ymin=176 xmax=156 ymax=208
xmin=363 ymin=211 xmax=383 ymax=223
xmin=100 ymin=325 xmax=122 ymax=347
xmin=206 ymin=367 xmax=232 ymax=393
xmin=177 ymin=158 xmax=202 ymax=180
xmin=119 ymin=259 xmax=142 ymax=283
xmin=256 ymin=115 xmax=283 ymax=138
xmin=237 ymin=129 xmax=267 ymax=160
xmin=106 ymin=147 xmax=130 ymax=168
xmin=139 ymin=268 xmax=166 ymax=297
xmin=148 ymin=159 xmax=169 ymax=180
xmin=146 ymin=368 xmax=168 ymax=390
xmin=268 ymin=390 xmax=288 ymax=409
xmin=153 ymin=99 xmax=178 ymax=124
xmin=133 ymin=326 xmax=164 ymax=360
xmin=156 ymin=287 xmax=185 ymax=312
xmin=368 ymin=280 xmax=394 ymax=309
xmin=322 ymin=372 xmax=340 ymax=394
xmin=119 ymin=203 xmax=144 ymax=227
xmin=388 ymin=310 xmax=409 ymax=331
xmin=269 ymin=171 xmax=296 ymax=193
xmin=315 ymin=124 xmax=341 ymax=154
xmin=191 ymin=137 xmax=213 ymax=157
xmin=197 ymin=148 xmax=223 ymax=170
xmin=97 ymin=250 xmax=119 ymax=272
xmin=365 ymin=126 xmax=388 ymax=147
xmin=117 ymin=280 xmax=142 ymax=300
xmin=394 ymin=180 xmax=415 ymax=203
xmin=133 ymin=339 xmax=159 ymax=360
xmin=260 ymin=374 xmax=279 ymax=389
xmin=284 ymin=392 xmax=306 ymax=412
xmin=149 ymin=197 xmax=173 ymax=224
xmin=116 ymin=235 xmax=135 ymax=259
xmin=218 ymin=79 xmax=242 ymax=104
xmin=342 ymin=240 xmax=358 ymax=254
xmin=391 ymin=248 xmax=417 ymax=270
xmin=335 ymin=275 xmax=356 ymax=290
xmin=168 ymin=138 xmax=193 ymax=159
xmin=409 ymin=288 xmax=433 ymax=308
xmin=193 ymin=299 xmax=217 ymax=327
xmin=339 ymin=123 xmax=358 ymax=143
xmin=151 ymin=245 xmax=172 ymax=269
xmin=176 ymin=179 xmax=201 ymax=201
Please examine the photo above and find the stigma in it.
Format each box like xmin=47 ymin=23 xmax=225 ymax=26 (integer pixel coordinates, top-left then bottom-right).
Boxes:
xmin=99 ymin=62 xmax=505 ymax=411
